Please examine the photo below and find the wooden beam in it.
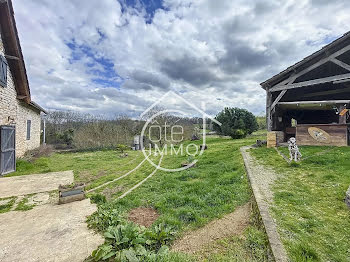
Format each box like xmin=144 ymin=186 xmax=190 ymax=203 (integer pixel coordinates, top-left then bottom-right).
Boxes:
xmin=266 ymin=90 xmax=273 ymax=131
xmin=272 ymin=44 xmax=350 ymax=90
xmin=333 ymin=78 xmax=350 ymax=84
xmin=303 ymin=86 xmax=350 ymax=98
xmin=278 ymin=100 xmax=350 ymax=105
xmin=270 ymin=73 xmax=350 ymax=92
xmin=331 ymin=58 xmax=350 ymax=71
xmin=270 ymin=90 xmax=287 ymax=111
xmin=17 ymin=95 xmax=27 ymax=100
xmin=4 ymin=54 xmax=20 ymax=60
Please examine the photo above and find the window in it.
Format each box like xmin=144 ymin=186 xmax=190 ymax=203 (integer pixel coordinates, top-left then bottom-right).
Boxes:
xmin=0 ymin=55 xmax=7 ymax=87
xmin=26 ymin=120 xmax=31 ymax=140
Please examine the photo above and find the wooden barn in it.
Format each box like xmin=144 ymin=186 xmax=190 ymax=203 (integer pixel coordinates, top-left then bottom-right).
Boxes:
xmin=261 ymin=32 xmax=350 ymax=147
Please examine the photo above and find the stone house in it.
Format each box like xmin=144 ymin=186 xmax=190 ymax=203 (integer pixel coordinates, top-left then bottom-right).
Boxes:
xmin=0 ymin=0 xmax=46 ymax=175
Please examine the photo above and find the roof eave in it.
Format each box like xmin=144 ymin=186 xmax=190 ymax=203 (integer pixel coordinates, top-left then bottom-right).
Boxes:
xmin=0 ymin=0 xmax=31 ymax=103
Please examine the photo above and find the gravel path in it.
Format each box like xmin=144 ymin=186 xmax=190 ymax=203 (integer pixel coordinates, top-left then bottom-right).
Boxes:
xmin=241 ymin=146 xmax=288 ymax=262
xmin=243 ymin=148 xmax=280 ymax=204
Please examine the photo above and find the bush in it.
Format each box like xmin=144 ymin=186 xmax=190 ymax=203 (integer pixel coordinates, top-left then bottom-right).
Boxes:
xmin=117 ymin=144 xmax=129 ymax=154
xmin=213 ymin=107 xmax=258 ymax=139
xmin=56 ymin=128 xmax=74 ymax=146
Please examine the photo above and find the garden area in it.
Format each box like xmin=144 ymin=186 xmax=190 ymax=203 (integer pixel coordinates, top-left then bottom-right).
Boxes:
xmin=2 ymin=133 xmax=275 ymax=261
xmin=251 ymin=146 xmax=350 ymax=262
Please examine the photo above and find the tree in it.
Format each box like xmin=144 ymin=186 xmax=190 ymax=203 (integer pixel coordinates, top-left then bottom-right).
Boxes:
xmin=256 ymin=115 xmax=267 ymax=130
xmin=213 ymin=107 xmax=258 ymax=139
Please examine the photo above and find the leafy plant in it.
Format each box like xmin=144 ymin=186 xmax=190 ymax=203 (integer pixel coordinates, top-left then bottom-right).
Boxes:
xmin=89 ymin=218 xmax=177 ymax=262
xmin=87 ymin=204 xmax=124 ymax=232
xmin=145 ymin=223 xmax=176 ymax=250
xmin=91 ymin=223 xmax=172 ymax=261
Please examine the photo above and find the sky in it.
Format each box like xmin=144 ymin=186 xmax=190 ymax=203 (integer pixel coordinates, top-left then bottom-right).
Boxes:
xmin=12 ymin=0 xmax=350 ymax=118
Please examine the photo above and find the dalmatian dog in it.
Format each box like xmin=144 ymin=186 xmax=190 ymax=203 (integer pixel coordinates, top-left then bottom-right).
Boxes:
xmin=288 ymin=137 xmax=302 ymax=162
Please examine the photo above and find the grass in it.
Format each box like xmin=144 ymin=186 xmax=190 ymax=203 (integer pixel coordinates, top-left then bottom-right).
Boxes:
xmin=93 ymin=137 xmax=256 ymax=232
xmin=15 ymin=196 xmax=35 ymax=211
xmin=0 ymin=197 xmax=17 ymax=213
xmin=8 ymin=132 xmax=274 ymax=261
xmin=9 ymin=150 xmax=147 ymax=192
xmin=251 ymin=145 xmax=350 ymax=262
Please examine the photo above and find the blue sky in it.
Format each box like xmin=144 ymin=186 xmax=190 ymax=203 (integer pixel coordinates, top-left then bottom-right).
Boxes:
xmin=120 ymin=0 xmax=165 ymax=23
xmin=12 ymin=0 xmax=350 ymax=117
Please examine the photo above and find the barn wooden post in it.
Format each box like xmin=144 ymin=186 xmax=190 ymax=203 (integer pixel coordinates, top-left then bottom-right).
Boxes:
xmin=266 ymin=89 xmax=273 ymax=131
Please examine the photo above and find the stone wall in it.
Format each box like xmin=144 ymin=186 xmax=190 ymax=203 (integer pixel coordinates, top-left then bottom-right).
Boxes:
xmin=0 ymin=27 xmax=41 ymax=157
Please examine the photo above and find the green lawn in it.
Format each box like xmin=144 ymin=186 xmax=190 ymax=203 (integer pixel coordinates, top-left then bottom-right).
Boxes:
xmin=9 ymin=134 xmax=273 ymax=261
xmin=251 ymin=146 xmax=350 ymax=262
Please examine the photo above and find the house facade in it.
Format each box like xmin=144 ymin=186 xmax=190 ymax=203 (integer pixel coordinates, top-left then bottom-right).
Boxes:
xmin=0 ymin=0 xmax=46 ymax=174
xmin=261 ymin=32 xmax=350 ymax=147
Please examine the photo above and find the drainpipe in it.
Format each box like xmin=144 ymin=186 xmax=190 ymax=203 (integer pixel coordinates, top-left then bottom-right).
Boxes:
xmin=43 ymin=118 xmax=46 ymax=145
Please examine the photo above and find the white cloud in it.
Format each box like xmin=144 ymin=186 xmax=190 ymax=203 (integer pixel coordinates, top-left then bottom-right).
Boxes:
xmin=12 ymin=0 xmax=350 ymax=118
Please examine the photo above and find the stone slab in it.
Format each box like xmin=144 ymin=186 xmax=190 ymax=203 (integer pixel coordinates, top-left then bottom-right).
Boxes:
xmin=0 ymin=199 xmax=103 ymax=262
xmin=0 ymin=171 xmax=74 ymax=198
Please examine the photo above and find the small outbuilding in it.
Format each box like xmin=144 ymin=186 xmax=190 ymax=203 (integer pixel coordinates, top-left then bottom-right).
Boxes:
xmin=0 ymin=0 xmax=46 ymax=175
xmin=261 ymin=32 xmax=350 ymax=147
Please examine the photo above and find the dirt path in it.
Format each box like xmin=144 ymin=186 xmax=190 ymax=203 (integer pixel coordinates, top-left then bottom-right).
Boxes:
xmin=171 ymin=202 xmax=251 ymax=254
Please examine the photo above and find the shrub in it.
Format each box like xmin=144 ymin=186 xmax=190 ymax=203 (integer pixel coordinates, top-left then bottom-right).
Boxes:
xmin=213 ymin=107 xmax=258 ymax=138
xmin=56 ymin=128 xmax=74 ymax=146
xmin=117 ymin=144 xmax=129 ymax=154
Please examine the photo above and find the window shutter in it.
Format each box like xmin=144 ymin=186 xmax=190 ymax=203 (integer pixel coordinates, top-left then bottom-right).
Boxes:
xmin=26 ymin=120 xmax=31 ymax=140
xmin=0 ymin=55 xmax=8 ymax=87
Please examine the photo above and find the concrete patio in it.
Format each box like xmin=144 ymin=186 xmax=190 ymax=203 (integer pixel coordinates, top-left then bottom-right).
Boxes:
xmin=0 ymin=171 xmax=74 ymax=198
xmin=0 ymin=199 xmax=103 ymax=262
xmin=0 ymin=170 xmax=103 ymax=262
